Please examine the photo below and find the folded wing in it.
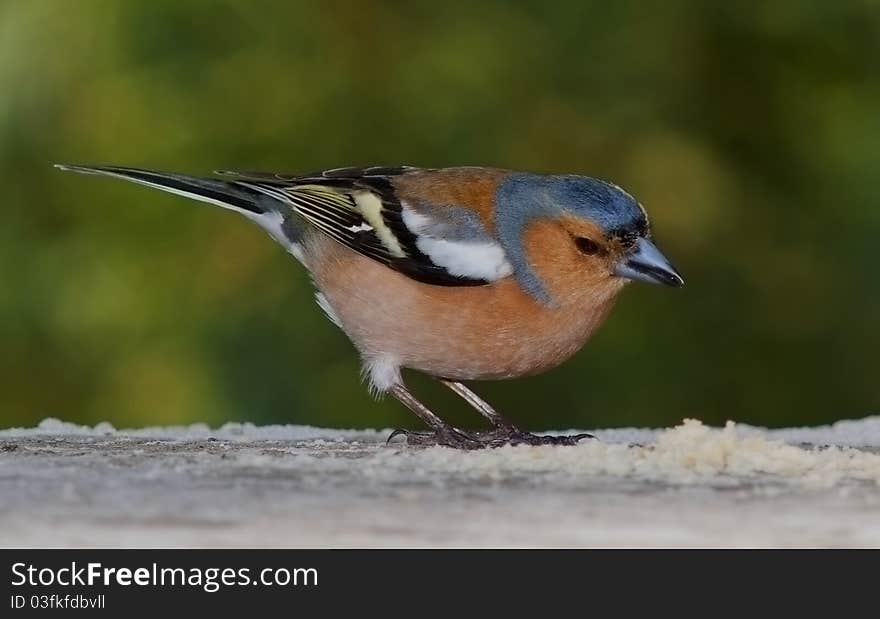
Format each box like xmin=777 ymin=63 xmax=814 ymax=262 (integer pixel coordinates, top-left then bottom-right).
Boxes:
xmin=223 ymin=166 xmax=512 ymax=286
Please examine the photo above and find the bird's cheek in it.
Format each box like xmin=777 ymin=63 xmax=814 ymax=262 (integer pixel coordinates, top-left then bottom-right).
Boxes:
xmin=540 ymin=254 xmax=614 ymax=301
xmin=521 ymin=223 xmax=581 ymax=292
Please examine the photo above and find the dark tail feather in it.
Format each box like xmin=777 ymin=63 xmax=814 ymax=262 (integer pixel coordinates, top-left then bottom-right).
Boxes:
xmin=54 ymin=164 xmax=269 ymax=215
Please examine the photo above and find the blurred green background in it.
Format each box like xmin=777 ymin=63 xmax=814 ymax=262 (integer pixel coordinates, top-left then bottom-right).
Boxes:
xmin=1 ymin=1 xmax=877 ymax=431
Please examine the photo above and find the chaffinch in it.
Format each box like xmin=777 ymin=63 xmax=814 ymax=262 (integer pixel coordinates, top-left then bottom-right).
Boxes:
xmin=57 ymin=164 xmax=683 ymax=449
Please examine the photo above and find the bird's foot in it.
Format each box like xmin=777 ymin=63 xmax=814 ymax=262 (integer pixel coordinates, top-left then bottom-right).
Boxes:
xmin=387 ymin=425 xmax=594 ymax=449
xmin=386 ymin=427 xmax=485 ymax=450
xmin=473 ymin=425 xmax=594 ymax=447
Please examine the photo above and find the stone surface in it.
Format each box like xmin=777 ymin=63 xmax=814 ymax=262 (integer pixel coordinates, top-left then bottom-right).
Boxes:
xmin=1 ymin=417 xmax=879 ymax=547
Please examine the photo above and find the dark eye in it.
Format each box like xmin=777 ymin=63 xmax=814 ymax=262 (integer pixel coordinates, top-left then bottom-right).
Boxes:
xmin=575 ymin=237 xmax=601 ymax=256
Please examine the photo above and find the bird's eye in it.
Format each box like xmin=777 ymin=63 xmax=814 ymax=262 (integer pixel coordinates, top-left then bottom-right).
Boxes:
xmin=575 ymin=237 xmax=601 ymax=256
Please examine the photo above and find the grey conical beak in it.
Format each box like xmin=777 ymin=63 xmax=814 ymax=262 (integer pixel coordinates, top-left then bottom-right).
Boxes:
xmin=614 ymin=237 xmax=684 ymax=287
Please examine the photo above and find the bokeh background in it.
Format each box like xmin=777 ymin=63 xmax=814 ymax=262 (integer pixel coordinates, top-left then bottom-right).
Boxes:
xmin=1 ymin=1 xmax=878 ymax=431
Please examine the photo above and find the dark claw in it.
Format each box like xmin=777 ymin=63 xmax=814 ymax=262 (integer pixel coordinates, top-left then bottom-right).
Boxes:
xmin=570 ymin=432 xmax=596 ymax=443
xmin=385 ymin=427 xmax=484 ymax=450
xmin=386 ymin=428 xmax=440 ymax=446
xmin=386 ymin=428 xmax=410 ymax=444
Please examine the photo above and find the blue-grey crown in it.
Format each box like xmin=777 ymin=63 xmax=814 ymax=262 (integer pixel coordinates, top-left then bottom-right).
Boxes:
xmin=546 ymin=175 xmax=648 ymax=236
xmin=495 ymin=173 xmax=648 ymax=304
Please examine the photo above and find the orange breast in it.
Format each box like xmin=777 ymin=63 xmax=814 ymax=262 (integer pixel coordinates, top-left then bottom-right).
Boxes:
xmin=305 ymin=236 xmax=625 ymax=381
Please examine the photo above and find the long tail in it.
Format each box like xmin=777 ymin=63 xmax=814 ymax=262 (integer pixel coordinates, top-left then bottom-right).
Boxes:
xmin=55 ymin=164 xmax=305 ymax=252
xmin=54 ymin=164 xmax=274 ymax=216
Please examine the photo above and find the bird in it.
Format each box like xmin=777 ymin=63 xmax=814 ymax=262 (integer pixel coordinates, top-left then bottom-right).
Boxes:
xmin=56 ymin=164 xmax=683 ymax=449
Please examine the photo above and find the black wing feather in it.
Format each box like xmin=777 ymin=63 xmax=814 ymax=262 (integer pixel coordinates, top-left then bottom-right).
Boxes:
xmin=226 ymin=166 xmax=486 ymax=287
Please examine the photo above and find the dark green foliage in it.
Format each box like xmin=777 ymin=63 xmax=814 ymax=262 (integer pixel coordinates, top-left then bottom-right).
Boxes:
xmin=2 ymin=1 xmax=877 ymax=429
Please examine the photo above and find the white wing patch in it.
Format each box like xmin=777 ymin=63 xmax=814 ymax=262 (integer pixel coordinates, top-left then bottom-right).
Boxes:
xmin=401 ymin=205 xmax=513 ymax=282
xmin=400 ymin=207 xmax=432 ymax=233
xmin=347 ymin=222 xmax=374 ymax=233
xmin=413 ymin=237 xmax=513 ymax=280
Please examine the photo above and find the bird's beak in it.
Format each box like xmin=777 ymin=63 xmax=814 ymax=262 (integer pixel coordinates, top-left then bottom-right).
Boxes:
xmin=614 ymin=237 xmax=684 ymax=287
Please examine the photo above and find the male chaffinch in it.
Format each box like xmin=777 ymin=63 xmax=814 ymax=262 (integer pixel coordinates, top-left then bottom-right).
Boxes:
xmin=57 ymin=164 xmax=683 ymax=449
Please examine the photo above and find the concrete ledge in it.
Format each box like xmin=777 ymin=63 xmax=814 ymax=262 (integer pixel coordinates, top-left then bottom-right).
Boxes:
xmin=1 ymin=417 xmax=879 ymax=547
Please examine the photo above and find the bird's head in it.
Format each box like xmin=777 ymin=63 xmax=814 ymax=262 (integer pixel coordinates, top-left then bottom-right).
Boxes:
xmin=496 ymin=173 xmax=684 ymax=305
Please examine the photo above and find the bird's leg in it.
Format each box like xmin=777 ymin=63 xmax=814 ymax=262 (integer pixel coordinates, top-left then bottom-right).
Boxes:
xmin=386 ymin=383 xmax=483 ymax=449
xmin=438 ymin=379 xmax=515 ymax=430
xmin=439 ymin=379 xmax=594 ymax=447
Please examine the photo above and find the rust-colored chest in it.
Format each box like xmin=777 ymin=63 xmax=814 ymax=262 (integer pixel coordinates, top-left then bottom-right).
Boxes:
xmin=306 ymin=237 xmax=624 ymax=380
